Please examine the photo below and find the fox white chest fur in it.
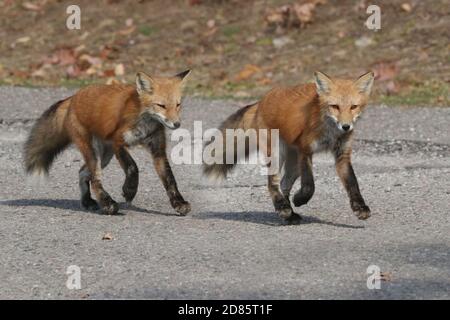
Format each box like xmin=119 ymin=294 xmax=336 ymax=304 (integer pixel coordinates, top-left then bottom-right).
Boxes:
xmin=123 ymin=113 xmax=162 ymax=146
xmin=310 ymin=116 xmax=351 ymax=154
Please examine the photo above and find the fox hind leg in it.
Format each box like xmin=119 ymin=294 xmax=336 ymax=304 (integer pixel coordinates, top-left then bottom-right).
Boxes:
xmin=268 ymin=172 xmax=301 ymax=224
xmin=71 ymin=132 xmax=118 ymax=214
xmin=78 ymin=141 xmax=114 ymax=211
xmin=259 ymin=131 xmax=301 ymax=224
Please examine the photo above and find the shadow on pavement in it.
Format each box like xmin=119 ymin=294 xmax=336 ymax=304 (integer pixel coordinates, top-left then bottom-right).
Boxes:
xmin=0 ymin=198 xmax=173 ymax=216
xmin=196 ymin=211 xmax=364 ymax=229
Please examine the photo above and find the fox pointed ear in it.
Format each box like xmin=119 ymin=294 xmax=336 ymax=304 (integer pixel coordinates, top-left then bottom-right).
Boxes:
xmin=354 ymin=71 xmax=375 ymax=95
xmin=314 ymin=71 xmax=333 ymax=95
xmin=175 ymin=69 xmax=191 ymax=81
xmin=136 ymin=72 xmax=154 ymax=95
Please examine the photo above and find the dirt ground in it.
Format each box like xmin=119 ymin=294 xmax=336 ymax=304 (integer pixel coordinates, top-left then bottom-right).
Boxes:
xmin=0 ymin=0 xmax=449 ymax=105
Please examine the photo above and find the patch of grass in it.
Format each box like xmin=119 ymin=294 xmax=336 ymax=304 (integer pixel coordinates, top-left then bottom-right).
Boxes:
xmin=223 ymin=43 xmax=239 ymax=54
xmin=59 ymin=78 xmax=97 ymax=88
xmin=222 ymin=25 xmax=240 ymax=38
xmin=0 ymin=77 xmax=98 ymax=88
xmin=0 ymin=79 xmax=46 ymax=88
xmin=224 ymin=81 xmax=257 ymax=91
xmin=196 ymin=89 xmax=259 ymax=101
xmin=379 ymin=82 xmax=450 ymax=107
xmin=256 ymin=37 xmax=273 ymax=46
xmin=139 ymin=25 xmax=156 ymax=37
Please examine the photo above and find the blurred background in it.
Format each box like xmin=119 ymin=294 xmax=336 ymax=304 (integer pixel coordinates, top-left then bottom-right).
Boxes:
xmin=0 ymin=0 xmax=449 ymax=105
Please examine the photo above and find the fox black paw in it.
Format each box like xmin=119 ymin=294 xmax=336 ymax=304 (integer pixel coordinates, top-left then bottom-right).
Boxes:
xmin=355 ymin=208 xmax=371 ymax=220
xmin=285 ymin=213 xmax=302 ymax=225
xmin=122 ymin=188 xmax=137 ymax=204
xmin=351 ymin=202 xmax=371 ymax=220
xmin=101 ymin=200 xmax=119 ymax=215
xmin=173 ymin=201 xmax=191 ymax=216
xmin=292 ymin=189 xmax=314 ymax=207
xmin=81 ymin=198 xmax=99 ymax=211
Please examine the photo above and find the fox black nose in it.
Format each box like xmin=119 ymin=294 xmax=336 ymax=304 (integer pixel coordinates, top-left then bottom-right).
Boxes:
xmin=342 ymin=124 xmax=351 ymax=131
xmin=173 ymin=122 xmax=181 ymax=129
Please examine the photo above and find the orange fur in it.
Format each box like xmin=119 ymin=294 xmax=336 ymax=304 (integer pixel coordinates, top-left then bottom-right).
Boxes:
xmin=24 ymin=70 xmax=192 ymax=215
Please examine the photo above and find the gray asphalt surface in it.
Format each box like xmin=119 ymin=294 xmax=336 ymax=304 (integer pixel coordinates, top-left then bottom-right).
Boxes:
xmin=0 ymin=86 xmax=449 ymax=299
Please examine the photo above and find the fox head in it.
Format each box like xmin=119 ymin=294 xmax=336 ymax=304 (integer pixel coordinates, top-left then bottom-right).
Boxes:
xmin=314 ymin=71 xmax=374 ymax=132
xmin=135 ymin=70 xmax=191 ymax=130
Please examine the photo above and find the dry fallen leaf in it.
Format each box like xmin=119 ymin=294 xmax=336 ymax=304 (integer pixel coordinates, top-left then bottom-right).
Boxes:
xmin=354 ymin=0 xmax=367 ymax=11
xmin=293 ymin=2 xmax=316 ymax=27
xmin=102 ymin=69 xmax=115 ymax=78
xmin=380 ymin=272 xmax=392 ymax=282
xmin=235 ymin=64 xmax=262 ymax=81
xmin=15 ymin=36 xmax=31 ymax=44
xmin=125 ymin=18 xmax=134 ymax=27
xmin=337 ymin=31 xmax=346 ymax=38
xmin=79 ymin=54 xmax=102 ymax=66
xmin=203 ymin=27 xmax=217 ymax=38
xmin=258 ymin=77 xmax=272 ymax=85
xmin=264 ymin=5 xmax=290 ymax=29
xmin=43 ymin=48 xmax=77 ymax=66
xmin=385 ymin=80 xmax=400 ymax=95
xmin=372 ymin=61 xmax=399 ymax=82
xmin=102 ymin=233 xmax=113 ymax=240
xmin=0 ymin=0 xmax=15 ymax=8
xmin=31 ymin=64 xmax=49 ymax=78
xmin=401 ymin=3 xmax=412 ymax=12
xmin=66 ymin=65 xmax=81 ymax=78
xmin=265 ymin=0 xmax=326 ymax=31
xmin=99 ymin=45 xmax=114 ymax=60
xmin=10 ymin=36 xmax=31 ymax=48
xmin=372 ymin=61 xmax=400 ymax=95
xmin=79 ymin=31 xmax=90 ymax=41
xmin=10 ymin=69 xmax=29 ymax=79
xmin=114 ymin=63 xmax=125 ymax=76
xmin=106 ymin=77 xmax=121 ymax=85
xmin=22 ymin=1 xmax=44 ymax=11
xmin=117 ymin=25 xmax=136 ymax=36
xmin=207 ymin=19 xmax=215 ymax=28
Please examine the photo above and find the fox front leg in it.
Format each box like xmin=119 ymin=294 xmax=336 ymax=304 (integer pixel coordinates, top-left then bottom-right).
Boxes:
xmin=114 ymin=146 xmax=139 ymax=204
xmin=335 ymin=149 xmax=371 ymax=220
xmin=292 ymin=153 xmax=315 ymax=207
xmin=79 ymin=164 xmax=99 ymax=211
xmin=145 ymin=129 xmax=191 ymax=216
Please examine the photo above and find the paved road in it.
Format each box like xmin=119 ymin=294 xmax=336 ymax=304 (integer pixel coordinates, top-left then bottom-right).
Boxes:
xmin=0 ymin=87 xmax=449 ymax=299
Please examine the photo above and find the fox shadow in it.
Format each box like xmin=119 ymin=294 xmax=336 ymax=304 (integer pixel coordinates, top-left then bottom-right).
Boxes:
xmin=196 ymin=210 xmax=365 ymax=229
xmin=0 ymin=198 xmax=174 ymax=217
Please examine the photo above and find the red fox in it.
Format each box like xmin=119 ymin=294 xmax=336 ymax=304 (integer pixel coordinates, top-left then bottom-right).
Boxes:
xmin=203 ymin=71 xmax=375 ymax=224
xmin=24 ymin=70 xmax=192 ymax=215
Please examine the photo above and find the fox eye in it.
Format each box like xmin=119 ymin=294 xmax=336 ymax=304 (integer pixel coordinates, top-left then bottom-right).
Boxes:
xmin=329 ymin=104 xmax=339 ymax=110
xmin=156 ymin=103 xmax=166 ymax=109
xmin=176 ymin=103 xmax=181 ymax=108
xmin=351 ymin=104 xmax=358 ymax=110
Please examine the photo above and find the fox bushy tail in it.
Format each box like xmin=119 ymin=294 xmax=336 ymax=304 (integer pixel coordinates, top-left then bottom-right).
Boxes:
xmin=24 ymin=98 xmax=71 ymax=176
xmin=203 ymin=103 xmax=258 ymax=180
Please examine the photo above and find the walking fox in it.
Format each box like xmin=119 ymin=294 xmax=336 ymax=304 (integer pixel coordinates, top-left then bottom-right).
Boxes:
xmin=24 ymin=70 xmax=192 ymax=215
xmin=203 ymin=71 xmax=375 ymax=224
